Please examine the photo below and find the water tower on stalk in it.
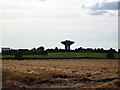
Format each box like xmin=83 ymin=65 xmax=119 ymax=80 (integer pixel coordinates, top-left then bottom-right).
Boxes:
xmin=61 ymin=40 xmax=75 ymax=51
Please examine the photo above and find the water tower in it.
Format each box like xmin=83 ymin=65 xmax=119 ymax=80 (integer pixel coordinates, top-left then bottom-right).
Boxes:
xmin=61 ymin=40 xmax=75 ymax=51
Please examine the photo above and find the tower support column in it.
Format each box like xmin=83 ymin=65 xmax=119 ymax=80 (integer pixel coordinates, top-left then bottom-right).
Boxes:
xmin=65 ymin=45 xmax=67 ymax=51
xmin=68 ymin=45 xmax=70 ymax=50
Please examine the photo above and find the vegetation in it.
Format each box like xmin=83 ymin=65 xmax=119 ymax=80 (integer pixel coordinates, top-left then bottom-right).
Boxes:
xmin=2 ymin=46 xmax=118 ymax=55
xmin=15 ymin=51 xmax=23 ymax=60
xmin=1 ymin=52 xmax=120 ymax=59
xmin=1 ymin=46 xmax=120 ymax=59
xmin=107 ymin=52 xmax=115 ymax=59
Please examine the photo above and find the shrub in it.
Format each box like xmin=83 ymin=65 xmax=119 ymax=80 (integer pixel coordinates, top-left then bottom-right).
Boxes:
xmin=107 ymin=52 xmax=115 ymax=59
xmin=15 ymin=51 xmax=23 ymax=60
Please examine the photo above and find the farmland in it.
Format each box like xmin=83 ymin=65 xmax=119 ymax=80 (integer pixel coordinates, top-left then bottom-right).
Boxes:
xmin=1 ymin=52 xmax=120 ymax=59
xmin=2 ymin=59 xmax=120 ymax=89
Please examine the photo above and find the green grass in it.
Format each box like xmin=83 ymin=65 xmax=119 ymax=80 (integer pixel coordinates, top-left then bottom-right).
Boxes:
xmin=47 ymin=53 xmax=107 ymax=58
xmin=114 ymin=53 xmax=120 ymax=58
xmin=0 ymin=55 xmax=14 ymax=58
xmin=1 ymin=53 xmax=120 ymax=59
xmin=22 ymin=53 xmax=106 ymax=58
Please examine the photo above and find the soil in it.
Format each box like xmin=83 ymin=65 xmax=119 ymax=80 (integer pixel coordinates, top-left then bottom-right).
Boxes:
xmin=2 ymin=59 xmax=120 ymax=89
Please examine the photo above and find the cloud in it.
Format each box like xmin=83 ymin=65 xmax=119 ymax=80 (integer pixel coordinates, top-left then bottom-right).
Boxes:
xmin=90 ymin=2 xmax=119 ymax=10
xmin=81 ymin=1 xmax=119 ymax=16
xmin=5 ymin=0 xmax=45 ymax=1
xmin=89 ymin=10 xmax=109 ymax=15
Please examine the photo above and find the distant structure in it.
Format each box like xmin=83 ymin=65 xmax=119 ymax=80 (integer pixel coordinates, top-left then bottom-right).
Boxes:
xmin=61 ymin=40 xmax=75 ymax=51
xmin=2 ymin=47 xmax=10 ymax=51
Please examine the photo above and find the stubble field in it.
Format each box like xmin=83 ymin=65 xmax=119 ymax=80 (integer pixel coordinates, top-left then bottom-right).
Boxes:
xmin=2 ymin=59 xmax=120 ymax=89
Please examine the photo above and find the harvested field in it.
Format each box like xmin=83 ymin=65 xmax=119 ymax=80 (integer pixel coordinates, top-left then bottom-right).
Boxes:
xmin=2 ymin=59 xmax=120 ymax=89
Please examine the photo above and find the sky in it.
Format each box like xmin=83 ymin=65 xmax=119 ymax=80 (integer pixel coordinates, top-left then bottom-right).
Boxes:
xmin=0 ymin=0 xmax=119 ymax=50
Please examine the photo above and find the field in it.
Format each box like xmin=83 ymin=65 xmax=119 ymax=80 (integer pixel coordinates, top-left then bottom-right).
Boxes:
xmin=1 ymin=52 xmax=120 ymax=59
xmin=2 ymin=59 xmax=120 ymax=89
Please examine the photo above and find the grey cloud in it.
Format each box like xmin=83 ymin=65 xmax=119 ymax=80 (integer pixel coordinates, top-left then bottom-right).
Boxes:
xmin=88 ymin=10 xmax=115 ymax=16
xmin=81 ymin=1 xmax=119 ymax=16
xmin=89 ymin=10 xmax=108 ymax=15
xmin=91 ymin=2 xmax=119 ymax=10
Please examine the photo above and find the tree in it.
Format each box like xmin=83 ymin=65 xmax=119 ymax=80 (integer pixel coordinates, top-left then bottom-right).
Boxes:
xmin=31 ymin=47 xmax=36 ymax=51
xmin=106 ymin=51 xmax=115 ymax=59
xmin=15 ymin=51 xmax=23 ymax=60
xmin=118 ymin=49 xmax=120 ymax=53
xmin=37 ymin=46 xmax=44 ymax=52
xmin=108 ymin=48 xmax=117 ymax=53
xmin=55 ymin=47 xmax=58 ymax=52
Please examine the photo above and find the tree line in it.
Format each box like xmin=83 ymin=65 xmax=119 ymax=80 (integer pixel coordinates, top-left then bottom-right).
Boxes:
xmin=1 ymin=46 xmax=119 ymax=59
xmin=2 ymin=46 xmax=119 ymax=55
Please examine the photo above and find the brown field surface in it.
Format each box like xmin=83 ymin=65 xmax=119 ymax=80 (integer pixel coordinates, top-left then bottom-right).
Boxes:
xmin=2 ymin=59 xmax=120 ymax=89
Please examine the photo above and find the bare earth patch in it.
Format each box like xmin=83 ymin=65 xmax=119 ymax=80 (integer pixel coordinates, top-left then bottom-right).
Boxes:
xmin=2 ymin=59 xmax=120 ymax=89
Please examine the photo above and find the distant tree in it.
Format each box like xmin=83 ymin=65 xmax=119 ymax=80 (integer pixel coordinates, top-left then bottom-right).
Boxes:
xmin=94 ymin=48 xmax=97 ymax=53
xmin=100 ymin=48 xmax=105 ymax=53
xmin=75 ymin=47 xmax=83 ymax=52
xmin=36 ymin=46 xmax=48 ymax=55
xmin=31 ymin=48 xmax=36 ymax=51
xmin=118 ymin=49 xmax=120 ymax=53
xmin=55 ymin=47 xmax=58 ymax=52
xmin=15 ymin=51 xmax=23 ymax=60
xmin=46 ymin=49 xmax=54 ymax=52
xmin=106 ymin=51 xmax=115 ymax=59
xmin=86 ymin=48 xmax=93 ymax=53
xmin=108 ymin=48 xmax=117 ymax=53
xmin=96 ymin=48 xmax=101 ymax=53
xmin=58 ymin=49 xmax=65 ymax=52
xmin=37 ymin=46 xmax=44 ymax=52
